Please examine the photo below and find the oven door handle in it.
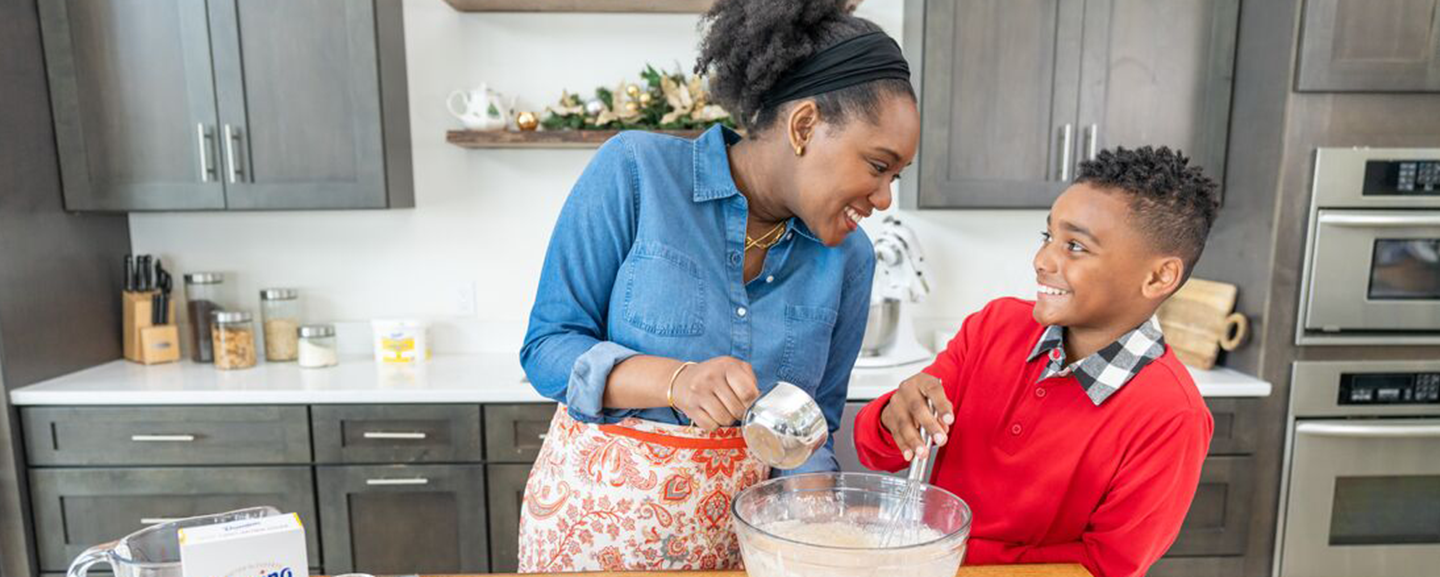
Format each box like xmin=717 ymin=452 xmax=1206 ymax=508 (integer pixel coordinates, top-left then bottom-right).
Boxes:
xmin=1297 ymin=422 xmax=1440 ymax=438
xmin=1318 ymin=213 xmax=1440 ymax=228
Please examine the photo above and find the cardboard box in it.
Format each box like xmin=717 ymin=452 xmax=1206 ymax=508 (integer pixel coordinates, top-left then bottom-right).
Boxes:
xmin=179 ymin=513 xmax=308 ymax=577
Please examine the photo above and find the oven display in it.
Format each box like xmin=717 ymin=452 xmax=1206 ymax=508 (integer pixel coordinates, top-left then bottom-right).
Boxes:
xmin=1368 ymin=239 xmax=1440 ymax=300
xmin=1339 ymin=373 xmax=1440 ymax=405
xmin=1363 ymin=159 xmax=1440 ymax=195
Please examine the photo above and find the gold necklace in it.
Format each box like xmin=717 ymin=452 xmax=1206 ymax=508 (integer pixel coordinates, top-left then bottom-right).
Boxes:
xmin=745 ymin=222 xmax=788 ymax=251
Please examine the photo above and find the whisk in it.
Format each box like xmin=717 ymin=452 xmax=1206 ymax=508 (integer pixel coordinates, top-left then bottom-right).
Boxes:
xmin=877 ymin=399 xmax=937 ymax=548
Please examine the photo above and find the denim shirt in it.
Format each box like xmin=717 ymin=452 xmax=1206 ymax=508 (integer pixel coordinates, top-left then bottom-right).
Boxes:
xmin=519 ymin=125 xmax=875 ymax=475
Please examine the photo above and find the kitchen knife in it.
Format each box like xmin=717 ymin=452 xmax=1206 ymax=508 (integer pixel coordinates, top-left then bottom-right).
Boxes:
xmin=139 ymin=255 xmax=151 ymax=292
xmin=124 ymin=255 xmax=135 ymax=292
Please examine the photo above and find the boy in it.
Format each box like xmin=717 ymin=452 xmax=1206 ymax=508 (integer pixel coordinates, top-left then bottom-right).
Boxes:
xmin=854 ymin=146 xmax=1219 ymax=577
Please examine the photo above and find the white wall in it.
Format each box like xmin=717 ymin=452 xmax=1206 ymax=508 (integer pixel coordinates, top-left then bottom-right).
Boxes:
xmin=128 ymin=0 xmax=1043 ymax=354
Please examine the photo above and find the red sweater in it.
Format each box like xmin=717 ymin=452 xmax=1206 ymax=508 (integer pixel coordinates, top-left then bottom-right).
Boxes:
xmin=855 ymin=298 xmax=1212 ymax=577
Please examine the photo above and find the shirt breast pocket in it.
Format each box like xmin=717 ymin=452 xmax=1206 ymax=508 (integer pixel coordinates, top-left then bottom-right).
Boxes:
xmin=777 ymin=304 xmax=838 ymax=388
xmin=621 ymin=241 xmax=707 ymax=337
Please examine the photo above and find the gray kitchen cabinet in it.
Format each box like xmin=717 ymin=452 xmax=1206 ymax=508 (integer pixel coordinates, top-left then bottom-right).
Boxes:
xmin=833 ymin=401 xmax=902 ymax=477
xmin=485 ymin=463 xmax=533 ymax=574
xmin=21 ymin=406 xmax=311 ymax=466
xmin=29 ymin=466 xmax=319 ymax=571
xmin=312 ymin=404 xmax=482 ymax=464
xmin=484 ymin=403 xmax=558 ymax=463
xmin=917 ymin=0 xmax=1238 ymax=208
xmin=317 ymin=464 xmax=489 ymax=574
xmin=1200 ymin=397 xmax=1259 ymax=456
xmin=1297 ymin=0 xmax=1440 ymax=92
xmin=37 ymin=0 xmax=226 ymax=211
xmin=38 ymin=0 xmax=412 ymax=212
xmin=1165 ymin=455 xmax=1254 ymax=557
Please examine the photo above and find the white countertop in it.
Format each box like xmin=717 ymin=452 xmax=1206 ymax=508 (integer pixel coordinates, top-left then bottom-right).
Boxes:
xmin=9 ymin=355 xmax=1271 ymax=406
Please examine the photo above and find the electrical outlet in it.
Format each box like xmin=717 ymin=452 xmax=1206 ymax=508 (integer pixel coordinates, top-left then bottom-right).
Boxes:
xmin=453 ymin=281 xmax=476 ymax=317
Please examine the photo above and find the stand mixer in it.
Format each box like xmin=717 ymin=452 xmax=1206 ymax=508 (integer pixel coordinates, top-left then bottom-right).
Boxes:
xmin=856 ymin=215 xmax=932 ymax=368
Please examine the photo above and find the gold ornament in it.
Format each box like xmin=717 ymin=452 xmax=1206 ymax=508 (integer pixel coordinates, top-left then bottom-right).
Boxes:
xmin=624 ymin=101 xmax=639 ymax=114
xmin=626 ymin=84 xmax=641 ymax=98
xmin=515 ymin=111 xmax=539 ymax=131
xmin=638 ymin=92 xmax=653 ymax=106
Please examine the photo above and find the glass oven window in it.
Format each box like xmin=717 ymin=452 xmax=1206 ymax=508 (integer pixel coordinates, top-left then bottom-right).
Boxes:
xmin=1368 ymin=239 xmax=1440 ymax=300
xmin=1329 ymin=475 xmax=1440 ymax=546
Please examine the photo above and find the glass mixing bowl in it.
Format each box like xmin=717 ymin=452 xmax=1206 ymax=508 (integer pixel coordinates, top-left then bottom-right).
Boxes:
xmin=732 ymin=472 xmax=971 ymax=577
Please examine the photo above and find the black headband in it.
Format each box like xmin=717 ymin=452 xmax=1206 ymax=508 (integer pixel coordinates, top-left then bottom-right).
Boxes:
xmin=760 ymin=31 xmax=911 ymax=110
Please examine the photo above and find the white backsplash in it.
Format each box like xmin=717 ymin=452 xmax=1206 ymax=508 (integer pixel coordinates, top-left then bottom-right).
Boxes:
xmin=128 ymin=0 xmax=1041 ymax=355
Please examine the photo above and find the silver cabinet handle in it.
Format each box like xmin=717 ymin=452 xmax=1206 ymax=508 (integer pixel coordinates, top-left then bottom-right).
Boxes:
xmin=538 ymin=433 xmax=548 ymax=440
xmin=1319 ymin=213 xmax=1440 ymax=228
xmin=1298 ymin=422 xmax=1440 ymax=438
xmin=1084 ymin=124 xmax=1098 ymax=161
xmin=363 ymin=431 xmax=428 ymax=440
xmin=366 ymin=478 xmax=430 ymax=486
xmin=1057 ymin=124 xmax=1074 ymax=181
xmin=196 ymin=124 xmax=215 ymax=182
xmin=141 ymin=517 xmax=183 ymax=525
xmin=131 ymin=434 xmax=196 ymax=442
xmin=223 ymin=124 xmax=244 ymax=183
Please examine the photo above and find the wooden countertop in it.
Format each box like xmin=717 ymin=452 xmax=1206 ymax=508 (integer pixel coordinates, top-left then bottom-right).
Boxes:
xmin=416 ymin=564 xmax=1091 ymax=577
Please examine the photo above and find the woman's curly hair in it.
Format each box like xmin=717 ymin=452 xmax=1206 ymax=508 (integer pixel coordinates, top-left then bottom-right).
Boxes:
xmin=1075 ymin=146 xmax=1220 ymax=278
xmin=695 ymin=0 xmax=914 ymax=134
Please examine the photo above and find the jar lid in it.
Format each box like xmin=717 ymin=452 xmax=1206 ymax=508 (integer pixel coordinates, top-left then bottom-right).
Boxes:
xmin=184 ymin=272 xmax=223 ymax=284
xmin=299 ymin=324 xmax=335 ymax=338
xmin=260 ymin=288 xmax=299 ymax=300
xmin=212 ymin=310 xmax=252 ymax=323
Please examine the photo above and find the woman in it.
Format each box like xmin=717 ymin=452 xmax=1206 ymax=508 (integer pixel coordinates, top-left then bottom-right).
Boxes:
xmin=516 ymin=0 xmax=920 ymax=571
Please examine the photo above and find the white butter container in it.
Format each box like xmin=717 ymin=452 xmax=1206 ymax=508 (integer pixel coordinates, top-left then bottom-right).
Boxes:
xmin=179 ymin=512 xmax=308 ymax=577
xmin=371 ymin=319 xmax=431 ymax=364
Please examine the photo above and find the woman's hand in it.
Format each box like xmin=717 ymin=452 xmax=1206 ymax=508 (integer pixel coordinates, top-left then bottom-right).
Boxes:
xmin=880 ymin=373 xmax=954 ymax=461
xmin=672 ymin=356 xmax=761 ymax=431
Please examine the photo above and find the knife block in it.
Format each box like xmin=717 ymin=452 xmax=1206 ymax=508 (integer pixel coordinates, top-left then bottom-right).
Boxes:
xmin=122 ymin=291 xmax=178 ymax=364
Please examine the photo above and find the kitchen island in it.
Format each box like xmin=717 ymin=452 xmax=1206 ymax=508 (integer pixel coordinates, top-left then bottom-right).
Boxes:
xmin=394 ymin=565 xmax=1091 ymax=577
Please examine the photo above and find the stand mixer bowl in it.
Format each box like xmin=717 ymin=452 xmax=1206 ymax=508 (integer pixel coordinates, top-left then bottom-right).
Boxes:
xmin=732 ymin=472 xmax=971 ymax=577
xmin=860 ymin=298 xmax=900 ymax=357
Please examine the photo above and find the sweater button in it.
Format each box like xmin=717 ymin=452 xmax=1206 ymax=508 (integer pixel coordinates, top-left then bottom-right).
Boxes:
xmin=1035 ymin=388 xmax=1046 ymax=398
xmin=1011 ymin=423 xmax=1023 ymax=435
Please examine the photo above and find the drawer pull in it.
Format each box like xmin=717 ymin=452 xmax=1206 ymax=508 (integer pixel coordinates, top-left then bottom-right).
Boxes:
xmin=538 ymin=433 xmax=548 ymax=440
xmin=362 ymin=431 xmax=428 ymax=440
xmin=141 ymin=517 xmax=183 ymax=525
xmin=131 ymin=434 xmax=197 ymax=443
xmin=366 ymin=478 xmax=430 ymax=486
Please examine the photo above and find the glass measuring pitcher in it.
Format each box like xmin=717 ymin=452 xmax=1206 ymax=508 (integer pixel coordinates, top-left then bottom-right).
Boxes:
xmin=66 ymin=506 xmax=280 ymax=577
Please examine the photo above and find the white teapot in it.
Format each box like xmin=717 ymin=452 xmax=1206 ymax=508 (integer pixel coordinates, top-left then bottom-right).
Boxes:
xmin=446 ymin=84 xmax=512 ymax=131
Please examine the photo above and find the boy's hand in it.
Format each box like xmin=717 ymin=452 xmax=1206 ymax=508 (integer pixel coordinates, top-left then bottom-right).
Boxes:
xmin=880 ymin=373 xmax=954 ymax=462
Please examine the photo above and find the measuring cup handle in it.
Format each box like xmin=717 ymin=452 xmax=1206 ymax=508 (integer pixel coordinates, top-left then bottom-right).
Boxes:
xmin=66 ymin=542 xmax=115 ymax=577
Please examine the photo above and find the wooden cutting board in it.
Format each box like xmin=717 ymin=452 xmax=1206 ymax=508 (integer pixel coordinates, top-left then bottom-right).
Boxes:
xmin=1157 ymin=278 xmax=1248 ymax=370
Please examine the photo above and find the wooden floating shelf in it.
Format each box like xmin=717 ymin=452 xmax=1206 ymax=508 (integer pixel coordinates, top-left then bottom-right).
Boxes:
xmin=444 ymin=0 xmax=715 ymax=13
xmin=447 ymin=129 xmax=706 ymax=149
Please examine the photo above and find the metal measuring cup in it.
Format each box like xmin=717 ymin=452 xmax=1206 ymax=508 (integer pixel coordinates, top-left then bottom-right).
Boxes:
xmin=741 ymin=381 xmax=829 ymax=469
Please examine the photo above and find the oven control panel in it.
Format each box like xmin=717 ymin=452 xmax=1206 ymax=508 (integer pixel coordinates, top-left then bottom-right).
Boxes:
xmin=1339 ymin=372 xmax=1440 ymax=404
xmin=1363 ymin=159 xmax=1440 ymax=195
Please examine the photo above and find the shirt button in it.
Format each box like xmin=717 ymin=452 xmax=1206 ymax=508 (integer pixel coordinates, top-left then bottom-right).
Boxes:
xmin=1035 ymin=388 xmax=1046 ymax=398
xmin=1011 ymin=423 xmax=1023 ymax=436
xmin=736 ymin=307 xmax=747 ymax=317
xmin=765 ymin=275 xmax=775 ymax=284
xmin=728 ymin=251 xmax=741 ymax=265
xmin=784 ymin=232 xmax=792 ymax=241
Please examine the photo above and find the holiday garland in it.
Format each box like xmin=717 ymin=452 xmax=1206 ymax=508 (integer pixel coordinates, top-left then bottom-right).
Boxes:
xmin=541 ymin=65 xmax=735 ymax=132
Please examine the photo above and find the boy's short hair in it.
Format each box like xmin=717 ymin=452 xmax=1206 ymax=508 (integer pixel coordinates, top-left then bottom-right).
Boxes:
xmin=1075 ymin=146 xmax=1220 ymax=281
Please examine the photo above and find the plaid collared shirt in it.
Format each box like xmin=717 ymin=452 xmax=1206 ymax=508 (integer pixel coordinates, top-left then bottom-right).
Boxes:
xmin=1027 ymin=316 xmax=1167 ymax=406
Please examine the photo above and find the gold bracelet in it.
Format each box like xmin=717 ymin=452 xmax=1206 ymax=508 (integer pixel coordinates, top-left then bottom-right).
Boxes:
xmin=667 ymin=361 xmax=697 ymax=408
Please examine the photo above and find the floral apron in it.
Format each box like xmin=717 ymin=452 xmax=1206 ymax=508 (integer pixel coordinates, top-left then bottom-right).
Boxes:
xmin=517 ymin=405 xmax=769 ymax=572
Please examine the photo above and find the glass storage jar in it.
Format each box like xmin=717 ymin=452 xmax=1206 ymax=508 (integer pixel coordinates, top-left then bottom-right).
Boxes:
xmin=298 ymin=324 xmax=338 ymax=368
xmin=211 ymin=311 xmax=257 ymax=370
xmin=182 ymin=273 xmax=226 ymax=363
xmin=259 ymin=288 xmax=300 ymax=362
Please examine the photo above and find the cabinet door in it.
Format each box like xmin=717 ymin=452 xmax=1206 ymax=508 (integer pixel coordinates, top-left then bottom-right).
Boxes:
xmin=207 ymin=0 xmax=393 ymax=209
xmin=29 ymin=467 xmax=319 ymax=572
xmin=486 ymin=463 xmax=533 ymax=574
xmin=1076 ymin=0 xmax=1239 ymax=192
xmin=38 ymin=0 xmax=225 ymax=211
xmin=918 ymin=0 xmax=1085 ymax=208
xmin=1165 ymin=455 xmax=1253 ymax=557
xmin=1297 ymin=0 xmax=1440 ymax=92
xmin=317 ymin=464 xmax=489 ymax=574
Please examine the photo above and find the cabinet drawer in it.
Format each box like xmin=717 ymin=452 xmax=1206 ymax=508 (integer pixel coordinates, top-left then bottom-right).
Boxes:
xmin=317 ymin=464 xmax=488 ymax=574
xmin=29 ymin=467 xmax=319 ymax=571
xmin=1202 ymin=398 xmax=1259 ymax=455
xmin=483 ymin=404 xmax=557 ymax=463
xmin=22 ymin=406 xmax=310 ymax=466
xmin=1166 ymin=456 xmax=1253 ymax=557
xmin=312 ymin=405 xmax=481 ymax=464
